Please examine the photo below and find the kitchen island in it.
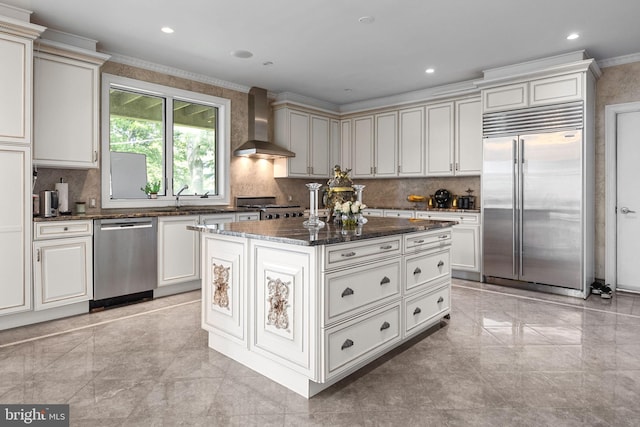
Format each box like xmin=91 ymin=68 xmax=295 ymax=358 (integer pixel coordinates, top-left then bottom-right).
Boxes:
xmin=190 ymin=217 xmax=455 ymax=397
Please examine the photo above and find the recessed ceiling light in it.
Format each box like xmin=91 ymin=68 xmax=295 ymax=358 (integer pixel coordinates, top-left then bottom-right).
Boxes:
xmin=425 ymin=68 xmax=435 ymax=74
xmin=358 ymin=16 xmax=375 ymax=24
xmin=231 ymin=50 xmax=253 ymax=59
xmin=161 ymin=27 xmax=174 ymax=34
xmin=567 ymin=33 xmax=579 ymax=40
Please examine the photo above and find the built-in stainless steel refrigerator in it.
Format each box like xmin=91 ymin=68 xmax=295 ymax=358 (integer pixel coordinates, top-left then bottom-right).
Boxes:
xmin=482 ymin=101 xmax=588 ymax=293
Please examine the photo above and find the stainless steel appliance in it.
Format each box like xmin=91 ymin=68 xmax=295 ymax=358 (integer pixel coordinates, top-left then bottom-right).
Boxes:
xmin=482 ymin=101 xmax=588 ymax=294
xmin=92 ymin=217 xmax=157 ymax=307
xmin=39 ymin=190 xmax=58 ymax=217
xmin=236 ymin=196 xmax=304 ymax=220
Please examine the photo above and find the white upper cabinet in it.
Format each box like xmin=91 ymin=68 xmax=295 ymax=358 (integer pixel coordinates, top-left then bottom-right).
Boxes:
xmin=329 ymin=119 xmax=341 ymax=172
xmin=33 ymin=41 xmax=109 ymax=168
xmin=0 ymin=14 xmax=44 ymax=145
xmin=426 ymin=102 xmax=454 ymax=176
xmin=455 ymin=97 xmax=482 ymax=175
xmin=482 ymin=72 xmax=583 ymax=113
xmin=374 ymin=111 xmax=398 ymax=177
xmin=273 ymin=106 xmax=333 ymax=178
xmin=398 ymin=106 xmax=425 ymax=176
xmin=340 ymin=119 xmax=352 ymax=171
xmin=426 ymin=98 xmax=482 ymax=177
xmin=352 ymin=115 xmax=375 ymax=178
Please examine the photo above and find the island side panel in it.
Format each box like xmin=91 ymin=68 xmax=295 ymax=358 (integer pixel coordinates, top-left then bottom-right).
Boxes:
xmin=250 ymin=239 xmax=319 ymax=379
xmin=201 ymin=234 xmax=246 ymax=344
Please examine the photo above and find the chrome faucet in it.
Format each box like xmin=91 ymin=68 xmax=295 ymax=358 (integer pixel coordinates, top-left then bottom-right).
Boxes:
xmin=176 ymin=185 xmax=189 ymax=208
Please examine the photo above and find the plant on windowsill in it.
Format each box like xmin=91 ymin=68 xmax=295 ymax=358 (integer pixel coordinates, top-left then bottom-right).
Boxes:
xmin=141 ymin=181 xmax=161 ymax=199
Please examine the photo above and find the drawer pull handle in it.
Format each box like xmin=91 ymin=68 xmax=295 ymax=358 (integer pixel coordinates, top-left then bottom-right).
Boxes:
xmin=414 ymin=239 xmax=425 ymax=244
xmin=437 ymin=260 xmax=444 ymax=268
xmin=413 ymin=307 xmax=422 ymax=315
xmin=437 ymin=296 xmax=444 ymax=304
xmin=341 ymin=287 xmax=354 ymax=298
xmin=439 ymin=235 xmax=448 ymax=239
xmin=341 ymin=251 xmax=357 ymax=258
xmin=380 ymin=321 xmax=390 ymax=331
xmin=341 ymin=339 xmax=354 ymax=350
xmin=413 ymin=267 xmax=422 ymax=275
xmin=380 ymin=244 xmax=393 ymax=250
xmin=380 ymin=276 xmax=390 ymax=286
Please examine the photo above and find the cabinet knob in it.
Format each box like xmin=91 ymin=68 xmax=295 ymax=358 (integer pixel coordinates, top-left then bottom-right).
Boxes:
xmin=380 ymin=276 xmax=390 ymax=286
xmin=437 ymin=260 xmax=444 ymax=268
xmin=341 ymin=339 xmax=354 ymax=350
xmin=341 ymin=287 xmax=354 ymax=298
xmin=341 ymin=251 xmax=357 ymax=258
xmin=413 ymin=267 xmax=422 ymax=275
xmin=380 ymin=321 xmax=391 ymax=331
xmin=413 ymin=307 xmax=422 ymax=315
xmin=63 ymin=227 xmax=68 ymax=231
xmin=437 ymin=296 xmax=444 ymax=304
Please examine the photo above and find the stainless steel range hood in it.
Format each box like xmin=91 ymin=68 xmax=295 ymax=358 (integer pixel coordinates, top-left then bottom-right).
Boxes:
xmin=233 ymin=87 xmax=295 ymax=159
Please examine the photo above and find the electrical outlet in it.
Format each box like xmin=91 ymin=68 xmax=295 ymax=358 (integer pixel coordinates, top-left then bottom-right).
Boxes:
xmin=288 ymin=195 xmax=293 ymax=201
xmin=89 ymin=198 xmax=96 ymax=208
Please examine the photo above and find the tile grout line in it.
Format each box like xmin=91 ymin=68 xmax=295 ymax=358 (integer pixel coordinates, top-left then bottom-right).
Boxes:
xmin=452 ymin=283 xmax=640 ymax=320
xmin=0 ymin=299 xmax=201 ymax=349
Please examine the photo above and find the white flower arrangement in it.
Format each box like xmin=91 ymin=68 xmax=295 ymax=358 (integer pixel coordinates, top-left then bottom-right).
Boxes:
xmin=334 ymin=200 xmax=367 ymax=215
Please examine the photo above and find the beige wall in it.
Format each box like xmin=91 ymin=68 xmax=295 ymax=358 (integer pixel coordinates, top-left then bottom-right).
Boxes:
xmin=594 ymin=61 xmax=640 ymax=279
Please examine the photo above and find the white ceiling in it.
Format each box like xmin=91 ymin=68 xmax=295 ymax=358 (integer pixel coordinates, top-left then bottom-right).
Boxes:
xmin=5 ymin=0 xmax=640 ymax=106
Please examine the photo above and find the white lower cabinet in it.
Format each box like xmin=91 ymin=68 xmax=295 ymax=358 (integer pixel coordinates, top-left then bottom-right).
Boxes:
xmin=33 ymin=220 xmax=93 ymax=310
xmin=383 ymin=209 xmax=415 ymax=219
xmin=157 ymin=216 xmax=200 ymax=286
xmin=416 ymin=211 xmax=481 ymax=276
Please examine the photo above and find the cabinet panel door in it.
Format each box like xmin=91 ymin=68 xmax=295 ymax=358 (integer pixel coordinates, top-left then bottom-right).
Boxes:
xmin=530 ymin=73 xmax=582 ymax=106
xmin=374 ymin=112 xmax=398 ymax=177
xmin=288 ymin=111 xmax=310 ymax=176
xmin=33 ymin=236 xmax=92 ymax=310
xmin=329 ymin=119 xmax=341 ymax=173
xmin=310 ymin=115 xmax=330 ymax=177
xmin=451 ymin=225 xmax=479 ymax=271
xmin=455 ymin=98 xmax=482 ymax=175
xmin=340 ymin=120 xmax=351 ymax=171
xmin=0 ymin=34 xmax=30 ymax=144
xmin=252 ymin=243 xmax=315 ymax=376
xmin=0 ymin=146 xmax=30 ymax=315
xmin=398 ymin=107 xmax=425 ymax=176
xmin=158 ymin=216 xmax=199 ymax=286
xmin=352 ymin=116 xmax=374 ymax=178
xmin=426 ymin=102 xmax=454 ymax=176
xmin=482 ymin=83 xmax=528 ymax=113
xmin=33 ymin=54 xmax=98 ymax=168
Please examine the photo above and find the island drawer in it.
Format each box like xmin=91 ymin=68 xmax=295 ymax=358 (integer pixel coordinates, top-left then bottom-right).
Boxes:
xmin=404 ymin=248 xmax=450 ymax=294
xmin=404 ymin=229 xmax=451 ymax=253
xmin=404 ymin=283 xmax=450 ymax=338
xmin=325 ymin=303 xmax=401 ymax=379
xmin=324 ymin=236 xmax=402 ymax=270
xmin=34 ymin=220 xmax=93 ymax=240
xmin=324 ymin=258 xmax=401 ymax=326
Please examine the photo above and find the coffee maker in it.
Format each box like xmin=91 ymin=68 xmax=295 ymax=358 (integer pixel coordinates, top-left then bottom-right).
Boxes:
xmin=39 ymin=190 xmax=59 ymax=217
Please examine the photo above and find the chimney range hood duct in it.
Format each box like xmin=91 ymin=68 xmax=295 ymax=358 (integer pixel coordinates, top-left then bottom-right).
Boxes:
xmin=233 ymin=87 xmax=295 ymax=159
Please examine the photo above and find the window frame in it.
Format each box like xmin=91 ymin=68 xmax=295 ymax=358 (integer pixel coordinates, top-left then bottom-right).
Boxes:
xmin=101 ymin=73 xmax=231 ymax=209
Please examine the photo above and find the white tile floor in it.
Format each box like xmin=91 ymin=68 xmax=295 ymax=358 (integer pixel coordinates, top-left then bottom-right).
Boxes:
xmin=2 ymin=280 xmax=640 ymax=426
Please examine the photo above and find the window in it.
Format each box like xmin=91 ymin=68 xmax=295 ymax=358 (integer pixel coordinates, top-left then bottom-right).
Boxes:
xmin=101 ymin=74 xmax=230 ymax=208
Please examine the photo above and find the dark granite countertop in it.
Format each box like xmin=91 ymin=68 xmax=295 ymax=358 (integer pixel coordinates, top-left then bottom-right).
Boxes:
xmin=189 ymin=217 xmax=456 ymax=246
xmin=33 ymin=206 xmax=260 ymax=222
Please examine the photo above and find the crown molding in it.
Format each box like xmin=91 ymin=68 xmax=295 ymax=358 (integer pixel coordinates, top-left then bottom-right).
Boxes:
xmin=104 ymin=52 xmax=253 ymax=94
xmin=598 ymin=52 xmax=640 ymax=68
xmin=273 ymin=92 xmax=340 ymax=113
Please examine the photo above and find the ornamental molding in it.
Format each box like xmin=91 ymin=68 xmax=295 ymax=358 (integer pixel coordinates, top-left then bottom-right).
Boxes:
xmin=266 ymin=276 xmax=290 ymax=330
xmin=212 ymin=263 xmax=230 ymax=310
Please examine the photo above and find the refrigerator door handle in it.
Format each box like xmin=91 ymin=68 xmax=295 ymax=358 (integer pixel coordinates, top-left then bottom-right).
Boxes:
xmin=519 ymin=138 xmax=525 ymax=278
xmin=512 ymin=138 xmax=518 ymax=277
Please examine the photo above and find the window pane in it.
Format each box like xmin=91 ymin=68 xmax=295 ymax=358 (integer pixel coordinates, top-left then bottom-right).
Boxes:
xmin=173 ymin=100 xmax=217 ymax=195
xmin=109 ymin=88 xmax=164 ymax=198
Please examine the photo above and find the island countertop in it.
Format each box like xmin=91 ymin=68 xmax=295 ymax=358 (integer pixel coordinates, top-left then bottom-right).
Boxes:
xmin=188 ymin=217 xmax=456 ymax=246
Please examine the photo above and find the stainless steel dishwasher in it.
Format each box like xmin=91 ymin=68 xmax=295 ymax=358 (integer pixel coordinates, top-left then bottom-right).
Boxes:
xmin=93 ymin=217 xmax=157 ymax=307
